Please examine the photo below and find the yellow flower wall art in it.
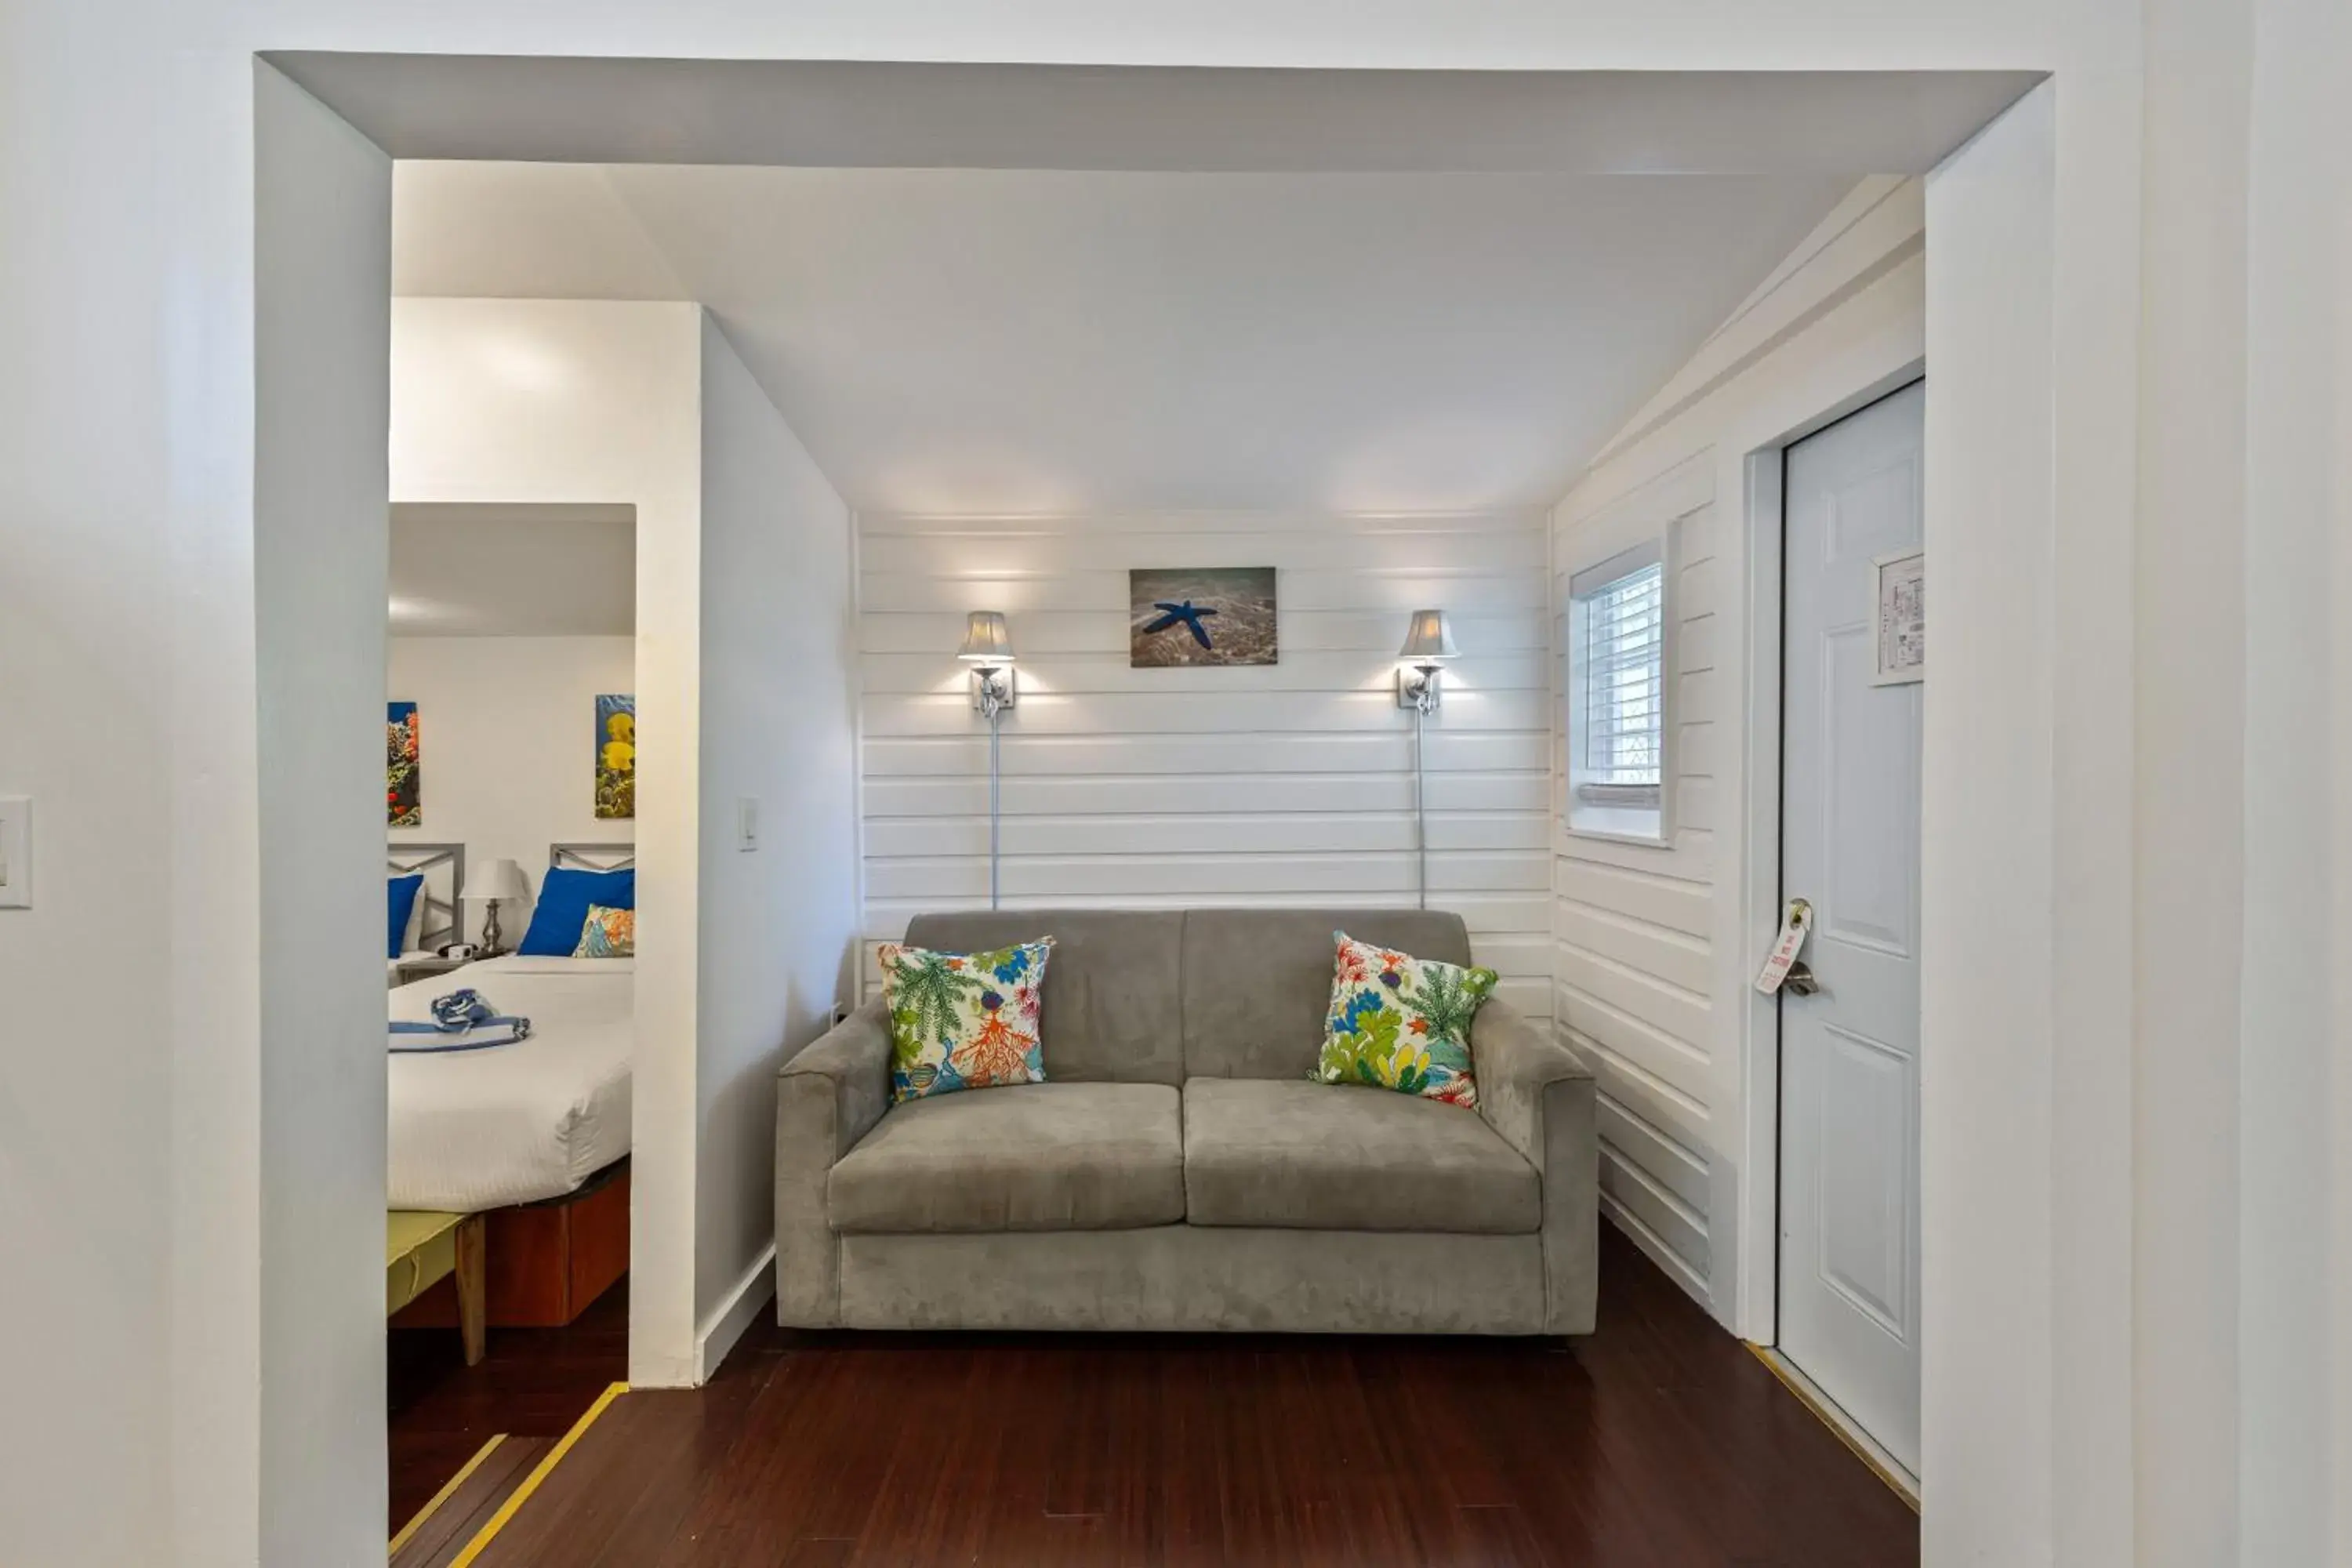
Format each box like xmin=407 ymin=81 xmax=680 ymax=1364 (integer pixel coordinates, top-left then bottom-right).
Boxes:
xmin=595 ymin=694 xmax=634 ymax=820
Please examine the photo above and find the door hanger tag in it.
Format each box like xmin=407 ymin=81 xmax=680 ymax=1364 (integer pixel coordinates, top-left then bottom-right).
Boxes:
xmin=1753 ymin=898 xmax=1813 ymax=995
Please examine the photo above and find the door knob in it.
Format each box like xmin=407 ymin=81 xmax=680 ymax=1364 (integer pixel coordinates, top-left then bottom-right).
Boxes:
xmin=1784 ymin=960 xmax=1821 ymax=996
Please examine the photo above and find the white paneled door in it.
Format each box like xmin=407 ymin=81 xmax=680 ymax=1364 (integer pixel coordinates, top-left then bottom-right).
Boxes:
xmin=1777 ymin=379 xmax=1925 ymax=1478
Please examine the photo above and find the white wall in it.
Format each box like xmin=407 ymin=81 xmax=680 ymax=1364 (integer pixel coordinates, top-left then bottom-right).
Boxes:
xmin=255 ymin=64 xmax=395 ymax=1565
xmin=386 ymin=635 xmax=636 ymax=942
xmin=390 ymin=296 xmax=710 ymax=1386
xmin=1549 ymin=177 xmax=1928 ymax=1311
xmin=390 ymin=301 xmax=858 ymax=1382
xmin=691 ymin=315 xmax=858 ymax=1372
xmin=858 ymin=510 xmax=1554 ymax=1011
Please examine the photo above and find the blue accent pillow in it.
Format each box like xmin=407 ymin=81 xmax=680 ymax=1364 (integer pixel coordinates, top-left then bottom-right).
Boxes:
xmin=517 ymin=866 xmax=635 ymax=956
xmin=387 ymin=874 xmax=424 ymax=960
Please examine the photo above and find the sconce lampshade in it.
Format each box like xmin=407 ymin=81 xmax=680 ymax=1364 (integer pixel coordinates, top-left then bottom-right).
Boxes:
xmin=1397 ymin=609 xmax=1458 ymax=662
xmin=958 ymin=611 xmax=1014 ymax=665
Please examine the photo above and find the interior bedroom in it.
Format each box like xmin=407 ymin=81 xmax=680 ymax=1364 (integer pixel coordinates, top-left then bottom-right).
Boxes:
xmin=382 ymin=496 xmax=640 ymax=1525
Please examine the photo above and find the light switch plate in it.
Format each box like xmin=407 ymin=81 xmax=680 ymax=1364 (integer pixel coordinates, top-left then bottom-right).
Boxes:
xmin=736 ymin=796 xmax=760 ymax=852
xmin=0 ymin=796 xmax=30 ymax=909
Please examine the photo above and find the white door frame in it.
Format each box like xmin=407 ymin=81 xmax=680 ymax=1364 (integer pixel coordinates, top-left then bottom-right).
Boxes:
xmin=1722 ymin=357 xmax=1926 ymax=1345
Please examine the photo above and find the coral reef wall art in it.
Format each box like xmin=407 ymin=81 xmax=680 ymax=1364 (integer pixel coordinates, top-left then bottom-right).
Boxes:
xmin=387 ymin=701 xmax=421 ymax=826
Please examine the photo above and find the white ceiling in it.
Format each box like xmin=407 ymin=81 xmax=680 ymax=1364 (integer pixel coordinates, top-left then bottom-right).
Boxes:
xmin=368 ymin=61 xmax=2031 ymax=514
xmin=390 ymin=503 xmax=634 ymax=637
xmin=396 ymin=162 xmax=1852 ymax=511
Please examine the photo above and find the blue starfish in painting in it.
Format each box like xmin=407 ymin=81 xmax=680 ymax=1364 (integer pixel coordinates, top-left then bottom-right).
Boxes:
xmin=1142 ymin=600 xmax=1219 ymax=649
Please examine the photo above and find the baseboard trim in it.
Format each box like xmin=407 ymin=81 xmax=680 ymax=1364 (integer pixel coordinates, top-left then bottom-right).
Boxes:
xmin=1599 ymin=1195 xmax=1711 ymax=1308
xmin=695 ymin=1241 xmax=778 ymax=1381
xmin=1748 ymin=1345 xmax=1920 ymax=1510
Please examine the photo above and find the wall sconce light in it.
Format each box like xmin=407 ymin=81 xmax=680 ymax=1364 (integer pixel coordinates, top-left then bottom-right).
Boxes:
xmin=958 ymin=612 xmax=1016 ymax=909
xmin=1396 ymin=608 xmax=1458 ymax=713
xmin=1396 ymin=609 xmax=1457 ymax=909
xmin=958 ymin=610 xmax=1018 ymax=717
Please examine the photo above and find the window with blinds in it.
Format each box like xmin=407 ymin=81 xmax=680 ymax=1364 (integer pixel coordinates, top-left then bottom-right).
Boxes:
xmin=1579 ymin=561 xmax=1665 ymax=790
xmin=1566 ymin=537 xmax=1669 ymax=839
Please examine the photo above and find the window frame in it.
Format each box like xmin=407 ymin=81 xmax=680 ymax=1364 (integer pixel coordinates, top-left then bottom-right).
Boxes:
xmin=1564 ymin=534 xmax=1675 ymax=845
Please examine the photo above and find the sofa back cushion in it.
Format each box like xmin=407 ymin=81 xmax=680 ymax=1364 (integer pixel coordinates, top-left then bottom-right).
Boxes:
xmin=902 ymin=909 xmax=1185 ymax=1085
xmin=1179 ymin=908 xmax=1473 ymax=1080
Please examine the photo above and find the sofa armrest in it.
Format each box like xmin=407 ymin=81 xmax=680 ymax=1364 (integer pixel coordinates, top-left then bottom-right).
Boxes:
xmin=774 ymin=996 xmax=893 ymax=1325
xmin=778 ymin=996 xmax=894 ymax=1155
xmin=1472 ymin=999 xmax=1599 ymax=1335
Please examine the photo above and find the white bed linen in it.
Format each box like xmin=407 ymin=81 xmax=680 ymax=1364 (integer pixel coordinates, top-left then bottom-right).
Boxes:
xmin=387 ymin=955 xmax=633 ymax=1210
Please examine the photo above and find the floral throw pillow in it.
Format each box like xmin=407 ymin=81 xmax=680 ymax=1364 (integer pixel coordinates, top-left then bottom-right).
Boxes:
xmin=880 ymin=938 xmax=1054 ymax=1102
xmin=572 ymin=904 xmax=635 ymax=958
xmin=1316 ymin=931 xmax=1497 ymax=1108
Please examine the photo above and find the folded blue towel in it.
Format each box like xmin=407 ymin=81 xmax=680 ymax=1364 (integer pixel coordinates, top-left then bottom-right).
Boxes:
xmin=389 ymin=988 xmax=532 ymax=1052
xmin=389 ymin=1021 xmax=531 ymax=1053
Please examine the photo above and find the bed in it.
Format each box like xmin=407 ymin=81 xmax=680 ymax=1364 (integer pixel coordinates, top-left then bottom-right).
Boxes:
xmin=387 ymin=953 xmax=633 ymax=1210
xmin=387 ymin=842 xmax=636 ymax=1328
xmin=387 ymin=842 xmax=464 ymax=983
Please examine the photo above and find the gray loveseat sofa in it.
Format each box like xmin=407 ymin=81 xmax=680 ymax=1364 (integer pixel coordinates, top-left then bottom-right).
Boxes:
xmin=774 ymin=908 xmax=1597 ymax=1335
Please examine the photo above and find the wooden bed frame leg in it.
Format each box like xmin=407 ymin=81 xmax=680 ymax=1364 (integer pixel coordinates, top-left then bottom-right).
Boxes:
xmin=455 ymin=1214 xmax=488 ymax=1367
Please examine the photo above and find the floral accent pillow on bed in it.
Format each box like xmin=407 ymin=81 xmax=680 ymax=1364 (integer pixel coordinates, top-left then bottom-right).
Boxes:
xmin=879 ymin=938 xmax=1054 ymax=1102
xmin=572 ymin=903 xmax=636 ymax=958
xmin=1315 ymin=930 xmax=1497 ymax=1108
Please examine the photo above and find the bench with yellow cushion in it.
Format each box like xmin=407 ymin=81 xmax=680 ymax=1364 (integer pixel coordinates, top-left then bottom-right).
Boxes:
xmin=387 ymin=1210 xmax=485 ymax=1366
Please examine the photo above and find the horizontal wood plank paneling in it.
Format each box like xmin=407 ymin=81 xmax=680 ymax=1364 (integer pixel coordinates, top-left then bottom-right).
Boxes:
xmin=865 ymin=689 xmax=1550 ymax=737
xmin=1553 ymin=177 xmax=1931 ymax=1318
xmin=864 ymin=730 xmax=1550 ymax=777
xmin=862 ymin=568 xmax=1546 ymax=615
xmin=866 ymin=850 xmax=1555 ymax=902
xmin=866 ymin=811 xmax=1552 ymax=859
xmin=861 ymin=649 xmax=1548 ymax=695
xmin=1554 ymin=473 xmax=1723 ymax=1300
xmin=860 ymin=510 xmax=1555 ymax=1019
xmin=865 ymin=770 xmax=1551 ymax=818
xmin=864 ymin=608 xmax=1551 ymax=655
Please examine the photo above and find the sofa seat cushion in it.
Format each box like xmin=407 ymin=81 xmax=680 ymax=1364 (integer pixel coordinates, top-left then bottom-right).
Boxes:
xmin=1182 ymin=1078 xmax=1540 ymax=1235
xmin=829 ymin=1082 xmax=1185 ymax=1234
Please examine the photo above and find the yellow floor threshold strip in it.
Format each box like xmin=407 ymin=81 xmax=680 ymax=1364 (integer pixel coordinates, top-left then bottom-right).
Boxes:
xmin=1746 ymin=1345 xmax=1921 ymax=1513
xmin=448 ymin=1382 xmax=630 ymax=1568
xmin=390 ymin=1434 xmax=508 ymax=1556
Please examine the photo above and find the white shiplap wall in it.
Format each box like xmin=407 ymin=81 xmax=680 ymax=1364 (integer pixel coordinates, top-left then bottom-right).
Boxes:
xmin=858 ymin=510 xmax=1555 ymax=1016
xmin=1550 ymin=176 xmax=1930 ymax=1318
xmin=1552 ymin=458 xmax=1723 ymax=1305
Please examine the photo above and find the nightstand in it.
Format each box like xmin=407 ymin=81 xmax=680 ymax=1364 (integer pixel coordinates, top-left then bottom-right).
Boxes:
xmin=392 ymin=954 xmax=473 ymax=988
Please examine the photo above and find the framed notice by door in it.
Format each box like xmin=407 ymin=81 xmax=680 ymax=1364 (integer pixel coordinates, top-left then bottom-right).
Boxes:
xmin=1871 ymin=549 xmax=1925 ymax=684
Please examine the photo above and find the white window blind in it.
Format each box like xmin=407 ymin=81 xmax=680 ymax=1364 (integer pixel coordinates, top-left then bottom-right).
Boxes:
xmin=1565 ymin=534 xmax=1670 ymax=841
xmin=1579 ymin=561 xmax=1665 ymax=793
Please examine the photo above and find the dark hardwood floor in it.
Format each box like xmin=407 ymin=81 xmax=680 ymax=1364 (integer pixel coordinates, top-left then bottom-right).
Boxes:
xmin=389 ymin=1276 xmax=629 ymax=1530
xmin=401 ymin=1229 xmax=1915 ymax=1566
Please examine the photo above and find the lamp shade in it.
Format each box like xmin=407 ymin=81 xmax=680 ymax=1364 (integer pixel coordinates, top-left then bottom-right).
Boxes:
xmin=957 ymin=611 xmax=1014 ymax=664
xmin=466 ymin=858 xmax=531 ymax=902
xmin=1397 ymin=609 xmax=1458 ymax=662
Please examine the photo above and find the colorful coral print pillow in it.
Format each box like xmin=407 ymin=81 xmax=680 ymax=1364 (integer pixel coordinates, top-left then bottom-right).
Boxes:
xmin=1316 ymin=931 xmax=1497 ymax=1108
xmin=572 ymin=903 xmax=636 ymax=958
xmin=880 ymin=938 xmax=1054 ymax=1102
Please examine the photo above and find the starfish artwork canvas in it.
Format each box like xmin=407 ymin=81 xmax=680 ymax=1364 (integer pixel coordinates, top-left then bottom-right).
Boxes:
xmin=1127 ymin=567 xmax=1277 ymax=667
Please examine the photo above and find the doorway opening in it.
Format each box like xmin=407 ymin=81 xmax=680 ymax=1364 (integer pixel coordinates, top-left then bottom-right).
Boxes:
xmin=382 ymin=498 xmax=640 ymax=1537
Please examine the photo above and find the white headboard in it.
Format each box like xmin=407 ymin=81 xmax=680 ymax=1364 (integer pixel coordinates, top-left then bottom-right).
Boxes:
xmin=550 ymin=842 xmax=634 ymax=873
xmin=388 ymin=843 xmax=465 ymax=950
